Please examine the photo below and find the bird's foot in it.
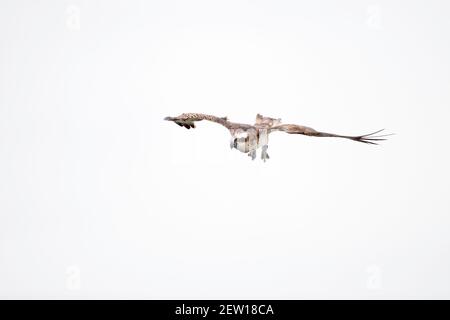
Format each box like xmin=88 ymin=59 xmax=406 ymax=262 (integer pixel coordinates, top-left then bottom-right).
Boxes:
xmin=248 ymin=150 xmax=256 ymax=160
xmin=261 ymin=145 xmax=270 ymax=162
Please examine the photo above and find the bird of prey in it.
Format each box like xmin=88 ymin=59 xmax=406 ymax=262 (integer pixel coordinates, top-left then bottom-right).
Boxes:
xmin=164 ymin=113 xmax=390 ymax=161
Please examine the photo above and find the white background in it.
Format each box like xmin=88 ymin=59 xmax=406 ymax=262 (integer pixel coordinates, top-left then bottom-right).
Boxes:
xmin=1 ymin=0 xmax=449 ymax=299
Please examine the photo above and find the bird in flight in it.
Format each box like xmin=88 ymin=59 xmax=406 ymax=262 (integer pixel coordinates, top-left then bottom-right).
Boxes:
xmin=164 ymin=113 xmax=390 ymax=161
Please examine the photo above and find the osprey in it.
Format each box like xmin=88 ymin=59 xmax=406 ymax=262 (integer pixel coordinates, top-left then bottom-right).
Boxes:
xmin=164 ymin=113 xmax=390 ymax=161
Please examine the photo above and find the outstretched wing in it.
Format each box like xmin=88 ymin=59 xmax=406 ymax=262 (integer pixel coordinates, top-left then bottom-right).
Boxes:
xmin=270 ymin=124 xmax=391 ymax=145
xmin=164 ymin=113 xmax=233 ymax=130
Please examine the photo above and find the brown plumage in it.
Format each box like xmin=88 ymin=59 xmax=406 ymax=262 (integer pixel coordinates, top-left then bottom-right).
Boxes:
xmin=270 ymin=125 xmax=387 ymax=145
xmin=164 ymin=113 xmax=391 ymax=161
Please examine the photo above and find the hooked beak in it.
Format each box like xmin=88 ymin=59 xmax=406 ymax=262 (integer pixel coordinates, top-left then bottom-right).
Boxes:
xmin=230 ymin=139 xmax=236 ymax=149
xmin=164 ymin=116 xmax=173 ymax=121
xmin=230 ymin=138 xmax=237 ymax=149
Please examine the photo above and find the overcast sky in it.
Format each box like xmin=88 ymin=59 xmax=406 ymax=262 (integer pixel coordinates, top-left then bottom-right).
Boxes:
xmin=1 ymin=0 xmax=449 ymax=299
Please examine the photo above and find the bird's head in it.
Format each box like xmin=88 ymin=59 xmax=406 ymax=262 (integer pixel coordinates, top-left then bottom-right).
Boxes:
xmin=231 ymin=131 xmax=253 ymax=153
xmin=230 ymin=138 xmax=238 ymax=149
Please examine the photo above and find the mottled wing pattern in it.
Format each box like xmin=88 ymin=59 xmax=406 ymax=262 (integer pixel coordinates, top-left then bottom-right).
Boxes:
xmin=164 ymin=113 xmax=231 ymax=129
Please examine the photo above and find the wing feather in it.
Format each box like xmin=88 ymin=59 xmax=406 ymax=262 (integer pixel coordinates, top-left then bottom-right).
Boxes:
xmin=270 ymin=124 xmax=392 ymax=145
xmin=164 ymin=113 xmax=233 ymax=130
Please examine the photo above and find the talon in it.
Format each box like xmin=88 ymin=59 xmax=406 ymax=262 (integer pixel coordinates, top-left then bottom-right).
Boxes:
xmin=261 ymin=145 xmax=270 ymax=162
